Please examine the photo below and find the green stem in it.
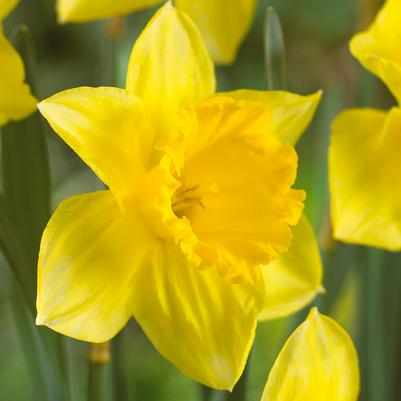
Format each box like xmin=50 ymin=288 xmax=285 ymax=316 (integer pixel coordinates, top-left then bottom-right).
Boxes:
xmin=7 ymin=279 xmax=68 ymax=401
xmin=382 ymin=252 xmax=401 ymax=401
xmin=1 ymin=25 xmax=50 ymax=307
xmin=200 ymin=385 xmax=213 ymax=401
xmin=88 ymin=343 xmax=110 ymax=401
xmin=102 ymin=17 xmax=123 ymax=86
xmin=111 ymin=333 xmax=128 ymax=401
xmin=318 ymin=243 xmax=356 ymax=314
xmin=1 ymin=25 xmax=70 ymax=401
xmin=357 ymin=248 xmax=388 ymax=401
xmin=0 ymin=196 xmax=35 ymax=309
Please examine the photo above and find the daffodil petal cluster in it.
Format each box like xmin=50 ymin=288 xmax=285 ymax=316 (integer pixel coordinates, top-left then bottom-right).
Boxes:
xmin=261 ymin=308 xmax=360 ymax=401
xmin=57 ymin=0 xmax=257 ymax=64
xmin=0 ymin=0 xmax=37 ymax=126
xmin=330 ymin=0 xmax=401 ymax=249
xmin=37 ymin=2 xmax=322 ymax=390
xmin=350 ymin=0 xmax=401 ymax=104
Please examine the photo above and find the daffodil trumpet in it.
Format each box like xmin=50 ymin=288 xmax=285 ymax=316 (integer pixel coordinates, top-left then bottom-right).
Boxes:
xmin=37 ymin=2 xmax=322 ymax=390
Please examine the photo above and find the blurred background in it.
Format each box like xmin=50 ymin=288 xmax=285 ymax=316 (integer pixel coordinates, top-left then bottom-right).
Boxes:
xmin=1 ymin=0 xmax=400 ymax=400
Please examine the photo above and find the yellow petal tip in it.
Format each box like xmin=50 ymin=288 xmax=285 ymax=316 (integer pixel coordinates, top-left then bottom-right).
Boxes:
xmin=261 ymin=306 xmax=360 ymax=401
xmin=308 ymin=306 xmax=319 ymax=318
xmin=37 ymin=99 xmax=50 ymax=113
xmin=35 ymin=314 xmax=47 ymax=326
xmin=315 ymin=89 xmax=323 ymax=98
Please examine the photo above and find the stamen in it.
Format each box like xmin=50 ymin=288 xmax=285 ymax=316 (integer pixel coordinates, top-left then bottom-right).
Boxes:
xmin=172 ymin=184 xmax=205 ymax=217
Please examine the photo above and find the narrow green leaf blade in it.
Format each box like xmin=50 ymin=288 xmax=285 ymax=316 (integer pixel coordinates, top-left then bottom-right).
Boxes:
xmin=1 ymin=25 xmax=50 ymax=289
xmin=0 ymin=25 xmax=69 ymax=401
xmin=264 ymin=7 xmax=287 ymax=91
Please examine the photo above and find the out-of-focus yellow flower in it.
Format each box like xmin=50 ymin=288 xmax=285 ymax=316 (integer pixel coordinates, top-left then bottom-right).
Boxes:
xmin=260 ymin=308 xmax=360 ymax=401
xmin=57 ymin=0 xmax=161 ymax=23
xmin=57 ymin=0 xmax=257 ymax=64
xmin=350 ymin=0 xmax=401 ymax=104
xmin=175 ymin=0 xmax=257 ymax=64
xmin=329 ymin=0 xmax=401 ymax=250
xmin=37 ymin=2 xmax=321 ymax=390
xmin=0 ymin=0 xmax=37 ymax=126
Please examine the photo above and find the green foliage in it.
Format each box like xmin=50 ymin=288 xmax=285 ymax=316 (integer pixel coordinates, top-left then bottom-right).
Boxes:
xmin=1 ymin=1 xmax=400 ymax=401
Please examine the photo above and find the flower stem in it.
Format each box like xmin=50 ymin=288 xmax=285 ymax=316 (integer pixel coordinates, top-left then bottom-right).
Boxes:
xmin=111 ymin=333 xmax=128 ymax=401
xmin=9 ymin=283 xmax=61 ymax=401
xmin=200 ymin=385 xmax=213 ymax=401
xmin=102 ymin=17 xmax=124 ymax=86
xmin=1 ymin=24 xmax=70 ymax=401
xmin=357 ymin=248 xmax=388 ymax=401
xmin=88 ymin=343 xmax=110 ymax=401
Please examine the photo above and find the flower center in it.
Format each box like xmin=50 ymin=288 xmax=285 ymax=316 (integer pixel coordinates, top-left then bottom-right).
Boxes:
xmin=171 ymin=183 xmax=205 ymax=218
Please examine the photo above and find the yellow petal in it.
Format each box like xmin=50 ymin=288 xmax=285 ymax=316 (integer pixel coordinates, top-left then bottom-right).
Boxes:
xmin=350 ymin=0 xmax=401 ymax=103
xmin=162 ymin=96 xmax=305 ymax=283
xmin=57 ymin=0 xmax=161 ymax=23
xmin=0 ymin=30 xmax=37 ymax=126
xmin=223 ymin=90 xmax=322 ymax=145
xmin=176 ymin=0 xmax=257 ymax=64
xmin=126 ymin=2 xmax=215 ymax=140
xmin=259 ymin=215 xmax=324 ymax=321
xmin=0 ymin=0 xmax=17 ymax=20
xmin=36 ymin=190 xmax=154 ymax=342
xmin=38 ymin=87 xmax=153 ymax=207
xmin=329 ymin=107 xmax=401 ymax=250
xmin=261 ymin=308 xmax=360 ymax=401
xmin=131 ymin=240 xmax=263 ymax=390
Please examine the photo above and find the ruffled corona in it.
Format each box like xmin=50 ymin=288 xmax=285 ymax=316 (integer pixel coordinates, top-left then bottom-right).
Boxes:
xmin=138 ymin=96 xmax=305 ymax=283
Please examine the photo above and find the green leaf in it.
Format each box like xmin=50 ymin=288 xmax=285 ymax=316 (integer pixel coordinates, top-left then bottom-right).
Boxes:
xmin=264 ymin=7 xmax=287 ymax=91
xmin=9 ymin=282 xmax=66 ymax=401
xmin=0 ymin=195 xmax=34 ymax=307
xmin=1 ymin=25 xmax=50 ymax=294
xmin=0 ymin=25 xmax=69 ymax=401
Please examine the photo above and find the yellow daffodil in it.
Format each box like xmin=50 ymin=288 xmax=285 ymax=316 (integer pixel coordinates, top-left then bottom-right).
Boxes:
xmin=37 ymin=2 xmax=322 ymax=390
xmin=350 ymin=0 xmax=401 ymax=104
xmin=57 ymin=0 xmax=257 ymax=64
xmin=329 ymin=0 xmax=401 ymax=250
xmin=261 ymin=308 xmax=360 ymax=401
xmin=0 ymin=0 xmax=37 ymax=126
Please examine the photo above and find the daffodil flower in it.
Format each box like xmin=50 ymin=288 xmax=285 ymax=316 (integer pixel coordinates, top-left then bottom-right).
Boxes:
xmin=329 ymin=0 xmax=401 ymax=250
xmin=37 ymin=2 xmax=322 ymax=390
xmin=57 ymin=0 xmax=257 ymax=64
xmin=261 ymin=308 xmax=360 ymax=401
xmin=0 ymin=0 xmax=36 ymax=126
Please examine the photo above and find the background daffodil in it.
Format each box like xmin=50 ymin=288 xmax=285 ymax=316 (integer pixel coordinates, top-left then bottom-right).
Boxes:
xmin=37 ymin=2 xmax=321 ymax=390
xmin=261 ymin=308 xmax=360 ymax=401
xmin=329 ymin=0 xmax=401 ymax=250
xmin=56 ymin=0 xmax=257 ymax=64
xmin=0 ymin=0 xmax=37 ymax=126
